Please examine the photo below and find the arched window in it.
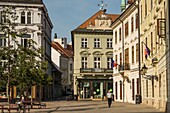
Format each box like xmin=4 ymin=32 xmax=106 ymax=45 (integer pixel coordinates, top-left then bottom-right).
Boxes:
xmin=21 ymin=11 xmax=25 ymax=24
xmin=27 ymin=11 xmax=31 ymax=24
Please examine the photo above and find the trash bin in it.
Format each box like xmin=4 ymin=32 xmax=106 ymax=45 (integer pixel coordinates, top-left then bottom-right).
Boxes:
xmin=135 ymin=94 xmax=141 ymax=104
xmin=112 ymin=94 xmax=114 ymax=101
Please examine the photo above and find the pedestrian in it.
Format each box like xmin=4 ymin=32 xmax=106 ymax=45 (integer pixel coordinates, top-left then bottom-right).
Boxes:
xmin=107 ymin=90 xmax=113 ymax=108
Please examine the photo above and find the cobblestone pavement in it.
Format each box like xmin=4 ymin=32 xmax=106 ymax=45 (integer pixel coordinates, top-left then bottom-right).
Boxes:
xmin=30 ymin=100 xmax=164 ymax=113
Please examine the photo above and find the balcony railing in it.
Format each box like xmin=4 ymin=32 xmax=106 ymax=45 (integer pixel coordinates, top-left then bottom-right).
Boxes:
xmin=118 ymin=63 xmax=130 ymax=71
xmin=80 ymin=68 xmax=113 ymax=73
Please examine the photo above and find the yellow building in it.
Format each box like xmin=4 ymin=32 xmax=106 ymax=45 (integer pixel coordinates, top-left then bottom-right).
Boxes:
xmin=139 ymin=0 xmax=167 ymax=111
xmin=71 ymin=9 xmax=119 ymax=100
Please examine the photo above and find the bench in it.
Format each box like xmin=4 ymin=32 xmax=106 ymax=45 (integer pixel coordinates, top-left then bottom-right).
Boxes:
xmin=32 ymin=101 xmax=46 ymax=108
xmin=22 ymin=101 xmax=46 ymax=109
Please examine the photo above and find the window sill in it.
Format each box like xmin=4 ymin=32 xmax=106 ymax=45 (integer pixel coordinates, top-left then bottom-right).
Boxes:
xmin=81 ymin=47 xmax=89 ymax=49
xmin=93 ymin=47 xmax=102 ymax=49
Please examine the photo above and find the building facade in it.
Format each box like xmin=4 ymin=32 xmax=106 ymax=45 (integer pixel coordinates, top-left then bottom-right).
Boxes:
xmin=111 ymin=2 xmax=139 ymax=104
xmin=72 ymin=9 xmax=119 ymax=100
xmin=139 ymin=0 xmax=167 ymax=111
xmin=0 ymin=0 xmax=53 ymax=100
xmin=52 ymin=37 xmax=74 ymax=96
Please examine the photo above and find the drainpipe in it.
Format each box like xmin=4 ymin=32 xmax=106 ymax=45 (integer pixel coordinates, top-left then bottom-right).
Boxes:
xmin=118 ymin=18 xmax=125 ymax=102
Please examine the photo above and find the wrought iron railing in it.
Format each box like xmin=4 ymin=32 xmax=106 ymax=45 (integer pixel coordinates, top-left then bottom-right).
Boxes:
xmin=118 ymin=63 xmax=130 ymax=71
xmin=80 ymin=68 xmax=113 ymax=73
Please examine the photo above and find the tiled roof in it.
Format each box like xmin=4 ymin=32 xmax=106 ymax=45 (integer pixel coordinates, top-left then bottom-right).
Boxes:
xmin=0 ymin=0 xmax=43 ymax=4
xmin=52 ymin=41 xmax=73 ymax=58
xmin=77 ymin=10 xmax=120 ymax=29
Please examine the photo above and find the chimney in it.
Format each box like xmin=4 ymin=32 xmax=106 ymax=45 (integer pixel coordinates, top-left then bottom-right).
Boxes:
xmin=54 ymin=33 xmax=57 ymax=39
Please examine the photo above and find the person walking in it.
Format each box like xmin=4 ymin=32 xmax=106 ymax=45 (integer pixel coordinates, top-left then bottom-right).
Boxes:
xmin=107 ymin=90 xmax=113 ymax=108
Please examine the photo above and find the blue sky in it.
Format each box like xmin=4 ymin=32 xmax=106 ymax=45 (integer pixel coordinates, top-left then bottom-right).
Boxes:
xmin=43 ymin=0 xmax=121 ymax=43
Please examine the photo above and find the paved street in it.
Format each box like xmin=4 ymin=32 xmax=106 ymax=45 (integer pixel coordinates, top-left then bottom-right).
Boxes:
xmin=30 ymin=100 xmax=164 ymax=113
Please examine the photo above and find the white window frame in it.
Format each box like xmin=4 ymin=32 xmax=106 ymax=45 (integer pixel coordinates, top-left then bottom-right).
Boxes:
xmin=94 ymin=57 xmax=101 ymax=68
xmin=107 ymin=38 xmax=112 ymax=48
xmin=21 ymin=34 xmax=31 ymax=48
xmin=81 ymin=57 xmax=87 ymax=68
xmin=27 ymin=11 xmax=31 ymax=24
xmin=94 ymin=38 xmax=100 ymax=48
xmin=81 ymin=38 xmax=88 ymax=48
xmin=107 ymin=57 xmax=112 ymax=69
xmin=21 ymin=11 xmax=25 ymax=24
xmin=0 ymin=38 xmax=6 ymax=47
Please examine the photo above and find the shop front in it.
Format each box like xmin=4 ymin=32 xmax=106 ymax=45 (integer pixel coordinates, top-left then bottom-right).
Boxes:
xmin=77 ymin=78 xmax=113 ymax=100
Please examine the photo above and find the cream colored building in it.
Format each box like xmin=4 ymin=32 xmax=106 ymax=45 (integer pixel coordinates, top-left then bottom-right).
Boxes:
xmin=111 ymin=2 xmax=139 ymax=104
xmin=71 ymin=9 xmax=119 ymax=100
xmin=139 ymin=0 xmax=167 ymax=111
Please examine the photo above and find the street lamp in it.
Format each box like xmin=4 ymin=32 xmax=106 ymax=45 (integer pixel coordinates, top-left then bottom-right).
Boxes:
xmin=141 ymin=64 xmax=148 ymax=75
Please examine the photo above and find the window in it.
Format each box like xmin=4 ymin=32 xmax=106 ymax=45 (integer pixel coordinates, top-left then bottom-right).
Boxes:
xmin=145 ymin=0 xmax=147 ymax=16
xmin=136 ymin=13 xmax=139 ymax=29
xmin=115 ymin=55 xmax=118 ymax=69
xmin=0 ymin=37 xmax=6 ymax=47
xmin=70 ymin=63 xmax=73 ymax=71
xmin=151 ymin=32 xmax=153 ymax=54
xmin=120 ymin=53 xmax=122 ymax=66
xmin=27 ymin=11 xmax=31 ymax=24
xmin=132 ymin=46 xmax=134 ymax=63
xmin=94 ymin=57 xmax=100 ymax=68
xmin=159 ymin=74 xmax=161 ymax=97
xmin=136 ymin=43 xmax=139 ymax=62
xmin=107 ymin=57 xmax=112 ymax=69
xmin=115 ymin=31 xmax=117 ymax=44
xmin=0 ymin=11 xmax=6 ymax=24
xmin=131 ymin=17 xmax=134 ymax=33
xmin=141 ymin=42 xmax=143 ymax=62
xmin=21 ymin=11 xmax=25 ymax=24
xmin=119 ymin=28 xmax=121 ymax=41
xmin=125 ymin=22 xmax=129 ymax=37
xmin=94 ymin=38 xmax=100 ymax=48
xmin=115 ymin=82 xmax=118 ymax=99
xmin=152 ymin=78 xmax=154 ymax=97
xmin=107 ymin=38 xmax=112 ymax=48
xmin=81 ymin=57 xmax=87 ymax=69
xmin=81 ymin=38 xmax=88 ymax=48
xmin=21 ymin=34 xmax=31 ymax=48
xmin=151 ymin=0 xmax=153 ymax=10
xmin=132 ymin=79 xmax=135 ymax=100
xmin=21 ymin=38 xmax=28 ymax=48
xmin=146 ymin=80 xmax=148 ymax=97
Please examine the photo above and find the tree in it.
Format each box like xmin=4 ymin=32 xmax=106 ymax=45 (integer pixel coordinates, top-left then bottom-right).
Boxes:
xmin=0 ymin=6 xmax=52 ymax=103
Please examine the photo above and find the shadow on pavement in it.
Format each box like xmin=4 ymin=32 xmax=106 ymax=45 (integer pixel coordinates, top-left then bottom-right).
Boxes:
xmin=61 ymin=103 xmax=100 ymax=108
xmin=127 ymin=112 xmax=164 ymax=113
xmin=56 ymin=107 xmax=95 ymax=112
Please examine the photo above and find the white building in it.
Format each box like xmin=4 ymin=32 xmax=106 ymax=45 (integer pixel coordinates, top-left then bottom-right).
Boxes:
xmin=111 ymin=1 xmax=139 ymax=104
xmin=52 ymin=37 xmax=74 ymax=96
xmin=0 ymin=0 xmax=53 ymax=100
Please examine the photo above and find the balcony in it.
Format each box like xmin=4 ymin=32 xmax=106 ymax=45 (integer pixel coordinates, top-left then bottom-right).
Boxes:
xmin=80 ymin=68 xmax=113 ymax=73
xmin=118 ymin=63 xmax=130 ymax=73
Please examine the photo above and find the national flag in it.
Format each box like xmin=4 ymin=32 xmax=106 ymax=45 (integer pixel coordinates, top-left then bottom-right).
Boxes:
xmin=111 ymin=59 xmax=118 ymax=68
xmin=144 ymin=45 xmax=150 ymax=59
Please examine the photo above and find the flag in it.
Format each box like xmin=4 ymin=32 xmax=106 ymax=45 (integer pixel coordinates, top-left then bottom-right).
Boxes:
xmin=144 ymin=45 xmax=150 ymax=59
xmin=111 ymin=59 xmax=118 ymax=68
